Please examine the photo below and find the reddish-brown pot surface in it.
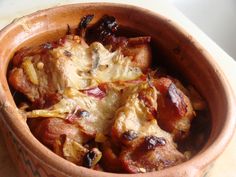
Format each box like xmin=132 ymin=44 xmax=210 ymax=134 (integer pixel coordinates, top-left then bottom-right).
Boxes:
xmin=0 ymin=3 xmax=235 ymax=177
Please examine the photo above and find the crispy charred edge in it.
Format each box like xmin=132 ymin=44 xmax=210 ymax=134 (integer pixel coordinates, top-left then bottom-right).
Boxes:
xmin=85 ymin=15 xmax=118 ymax=43
xmin=77 ymin=14 xmax=94 ymax=37
xmin=122 ymin=130 xmax=138 ymax=142
xmin=79 ymin=14 xmax=94 ymax=29
xmin=67 ymin=24 xmax=72 ymax=35
xmin=119 ymin=135 xmax=184 ymax=173
xmin=154 ymin=77 xmax=188 ymax=116
xmin=83 ymin=148 xmax=102 ymax=168
xmin=80 ymin=14 xmax=151 ymax=51
xmin=154 ymin=77 xmax=194 ymax=140
xmin=76 ymin=14 xmax=151 ymax=48
xmin=142 ymin=136 xmax=166 ymax=150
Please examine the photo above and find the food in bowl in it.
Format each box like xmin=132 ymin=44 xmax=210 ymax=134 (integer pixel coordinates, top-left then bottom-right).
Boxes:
xmin=7 ymin=14 xmax=209 ymax=173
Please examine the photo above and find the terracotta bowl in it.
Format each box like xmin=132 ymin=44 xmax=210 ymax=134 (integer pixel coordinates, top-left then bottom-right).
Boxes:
xmin=0 ymin=3 xmax=235 ymax=177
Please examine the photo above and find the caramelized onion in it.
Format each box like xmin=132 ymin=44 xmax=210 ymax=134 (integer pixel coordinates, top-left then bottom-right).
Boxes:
xmin=80 ymin=84 xmax=107 ymax=99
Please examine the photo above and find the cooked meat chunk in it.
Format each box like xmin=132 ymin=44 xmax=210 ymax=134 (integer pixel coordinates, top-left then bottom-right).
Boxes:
xmin=9 ymin=35 xmax=89 ymax=107
xmin=123 ymin=36 xmax=152 ymax=72
xmin=112 ymin=82 xmax=173 ymax=145
xmin=120 ymin=135 xmax=186 ymax=173
xmin=100 ymin=141 xmax=123 ymax=173
xmin=29 ymin=118 xmax=90 ymax=149
xmin=154 ymin=77 xmax=195 ymax=140
xmin=104 ymin=36 xmax=152 ymax=72
xmin=122 ymin=42 xmax=152 ymax=72
xmin=9 ymin=68 xmax=38 ymax=101
xmin=111 ymin=83 xmax=186 ymax=173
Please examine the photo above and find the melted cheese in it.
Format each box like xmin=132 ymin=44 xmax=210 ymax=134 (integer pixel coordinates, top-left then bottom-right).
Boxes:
xmin=48 ymin=36 xmax=142 ymax=90
xmin=28 ymin=86 xmax=121 ymax=135
xmin=112 ymin=83 xmax=172 ymax=142
xmin=26 ymin=36 xmax=170 ymax=141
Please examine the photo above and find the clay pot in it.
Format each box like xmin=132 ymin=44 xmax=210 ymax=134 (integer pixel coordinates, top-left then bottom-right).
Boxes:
xmin=0 ymin=3 xmax=235 ymax=177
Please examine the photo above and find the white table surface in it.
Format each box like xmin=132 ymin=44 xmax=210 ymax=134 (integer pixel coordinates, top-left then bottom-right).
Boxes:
xmin=170 ymin=0 xmax=236 ymax=60
xmin=0 ymin=1 xmax=235 ymax=177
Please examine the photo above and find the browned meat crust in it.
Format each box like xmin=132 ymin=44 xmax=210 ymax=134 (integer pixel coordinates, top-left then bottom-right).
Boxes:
xmin=120 ymin=136 xmax=185 ymax=173
xmin=154 ymin=77 xmax=194 ymax=140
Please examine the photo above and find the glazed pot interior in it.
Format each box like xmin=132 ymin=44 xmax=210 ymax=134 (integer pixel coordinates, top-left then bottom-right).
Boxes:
xmin=0 ymin=3 xmax=234 ymax=177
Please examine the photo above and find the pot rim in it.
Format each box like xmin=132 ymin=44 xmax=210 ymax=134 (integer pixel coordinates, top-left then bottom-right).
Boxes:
xmin=0 ymin=2 xmax=235 ymax=177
